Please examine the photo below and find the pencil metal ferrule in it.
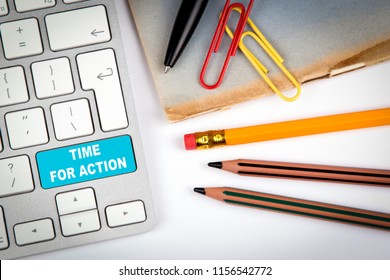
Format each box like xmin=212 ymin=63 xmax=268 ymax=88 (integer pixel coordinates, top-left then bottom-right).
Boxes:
xmin=195 ymin=130 xmax=226 ymax=149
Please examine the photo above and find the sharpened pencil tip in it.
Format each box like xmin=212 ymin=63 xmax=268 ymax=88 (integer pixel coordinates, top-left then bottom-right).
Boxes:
xmin=194 ymin=188 xmax=206 ymax=195
xmin=208 ymin=161 xmax=223 ymax=169
xmin=164 ymin=66 xmax=171 ymax=74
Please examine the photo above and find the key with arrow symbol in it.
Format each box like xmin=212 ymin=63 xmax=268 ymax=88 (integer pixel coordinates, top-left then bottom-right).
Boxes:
xmin=91 ymin=29 xmax=105 ymax=37
xmin=97 ymin=68 xmax=113 ymax=80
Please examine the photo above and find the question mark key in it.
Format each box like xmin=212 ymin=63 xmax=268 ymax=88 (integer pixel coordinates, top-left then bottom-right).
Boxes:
xmin=0 ymin=155 xmax=34 ymax=197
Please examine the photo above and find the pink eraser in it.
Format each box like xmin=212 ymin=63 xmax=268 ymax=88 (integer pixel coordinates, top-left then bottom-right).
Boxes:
xmin=184 ymin=133 xmax=196 ymax=150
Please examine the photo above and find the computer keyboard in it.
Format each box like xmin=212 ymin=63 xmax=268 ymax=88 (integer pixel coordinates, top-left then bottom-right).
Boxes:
xmin=0 ymin=0 xmax=155 ymax=259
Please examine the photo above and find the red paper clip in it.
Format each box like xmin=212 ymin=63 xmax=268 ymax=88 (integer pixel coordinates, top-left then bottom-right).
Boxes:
xmin=200 ymin=0 xmax=254 ymax=90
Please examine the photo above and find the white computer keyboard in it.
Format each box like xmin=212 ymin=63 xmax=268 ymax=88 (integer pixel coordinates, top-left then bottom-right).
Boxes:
xmin=0 ymin=0 xmax=155 ymax=259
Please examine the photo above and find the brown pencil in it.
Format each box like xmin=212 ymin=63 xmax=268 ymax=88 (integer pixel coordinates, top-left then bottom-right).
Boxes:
xmin=194 ymin=187 xmax=390 ymax=231
xmin=208 ymin=159 xmax=390 ymax=187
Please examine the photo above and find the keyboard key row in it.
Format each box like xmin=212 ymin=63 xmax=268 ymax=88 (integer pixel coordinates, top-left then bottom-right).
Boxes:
xmin=55 ymin=187 xmax=146 ymax=236
xmin=1 ymin=49 xmax=127 ymax=151
xmin=0 ymin=195 xmax=146 ymax=249
xmin=56 ymin=189 xmax=147 ymax=230
xmin=0 ymin=57 xmax=74 ymax=107
xmin=2 ymin=93 xmax=125 ymax=151
xmin=0 ymin=0 xmax=92 ymax=17
xmin=0 ymin=134 xmax=136 ymax=198
xmin=3 ymin=101 xmax=93 ymax=149
xmin=0 ymin=5 xmax=110 ymax=60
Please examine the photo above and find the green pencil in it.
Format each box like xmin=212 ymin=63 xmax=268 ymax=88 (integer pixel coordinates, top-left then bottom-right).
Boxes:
xmin=194 ymin=187 xmax=390 ymax=231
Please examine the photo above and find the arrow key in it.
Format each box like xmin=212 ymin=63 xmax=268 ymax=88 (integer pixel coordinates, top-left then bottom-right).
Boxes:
xmin=14 ymin=218 xmax=55 ymax=246
xmin=60 ymin=209 xmax=100 ymax=237
xmin=56 ymin=188 xmax=97 ymax=216
xmin=106 ymin=200 xmax=146 ymax=228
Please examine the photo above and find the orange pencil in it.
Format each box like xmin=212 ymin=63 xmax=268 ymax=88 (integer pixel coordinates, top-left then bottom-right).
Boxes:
xmin=184 ymin=108 xmax=390 ymax=150
xmin=194 ymin=187 xmax=390 ymax=231
xmin=208 ymin=159 xmax=390 ymax=187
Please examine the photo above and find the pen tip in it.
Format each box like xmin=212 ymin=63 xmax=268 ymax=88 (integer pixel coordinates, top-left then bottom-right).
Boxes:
xmin=194 ymin=188 xmax=206 ymax=195
xmin=208 ymin=162 xmax=223 ymax=169
xmin=164 ymin=66 xmax=171 ymax=74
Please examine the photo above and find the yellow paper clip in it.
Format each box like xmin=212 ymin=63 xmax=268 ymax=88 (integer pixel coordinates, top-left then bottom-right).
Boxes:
xmin=225 ymin=8 xmax=301 ymax=102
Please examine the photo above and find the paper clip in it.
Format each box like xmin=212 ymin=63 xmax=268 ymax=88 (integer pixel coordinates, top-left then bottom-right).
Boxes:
xmin=225 ymin=7 xmax=301 ymax=101
xmin=199 ymin=0 xmax=254 ymax=90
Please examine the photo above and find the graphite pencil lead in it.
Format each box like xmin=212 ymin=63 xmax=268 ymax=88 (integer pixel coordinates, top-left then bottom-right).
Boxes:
xmin=208 ymin=162 xmax=223 ymax=169
xmin=194 ymin=188 xmax=206 ymax=195
xmin=164 ymin=66 xmax=171 ymax=74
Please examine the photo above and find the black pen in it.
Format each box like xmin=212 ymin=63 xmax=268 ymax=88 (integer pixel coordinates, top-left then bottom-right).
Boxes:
xmin=164 ymin=0 xmax=209 ymax=74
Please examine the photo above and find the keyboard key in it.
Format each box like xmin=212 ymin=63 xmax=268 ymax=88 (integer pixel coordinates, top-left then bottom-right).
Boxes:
xmin=46 ymin=5 xmax=111 ymax=51
xmin=36 ymin=135 xmax=137 ymax=189
xmin=32 ymin=57 xmax=74 ymax=99
xmin=14 ymin=219 xmax=55 ymax=246
xmin=6 ymin=107 xmax=48 ymax=149
xmin=106 ymin=201 xmax=146 ymax=228
xmin=77 ymin=49 xmax=128 ymax=131
xmin=56 ymin=188 xmax=97 ymax=216
xmin=60 ymin=209 xmax=100 ymax=237
xmin=51 ymin=99 xmax=93 ymax=140
xmin=0 ymin=18 xmax=43 ymax=60
xmin=0 ymin=155 xmax=34 ymax=198
xmin=64 ymin=0 xmax=90 ymax=3
xmin=0 ymin=66 xmax=29 ymax=107
xmin=0 ymin=0 xmax=8 ymax=16
xmin=0 ymin=132 xmax=2 ymax=152
xmin=14 ymin=0 xmax=56 ymax=13
xmin=0 ymin=207 xmax=9 ymax=250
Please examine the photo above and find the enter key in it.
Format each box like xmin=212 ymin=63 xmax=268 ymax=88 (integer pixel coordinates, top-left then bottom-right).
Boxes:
xmin=77 ymin=48 xmax=128 ymax=132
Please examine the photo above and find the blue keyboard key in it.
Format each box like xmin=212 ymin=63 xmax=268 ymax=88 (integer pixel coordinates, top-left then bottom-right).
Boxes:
xmin=36 ymin=135 xmax=137 ymax=189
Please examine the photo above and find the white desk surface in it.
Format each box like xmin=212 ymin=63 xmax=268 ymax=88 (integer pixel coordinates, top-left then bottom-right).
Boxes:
xmin=28 ymin=0 xmax=390 ymax=259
